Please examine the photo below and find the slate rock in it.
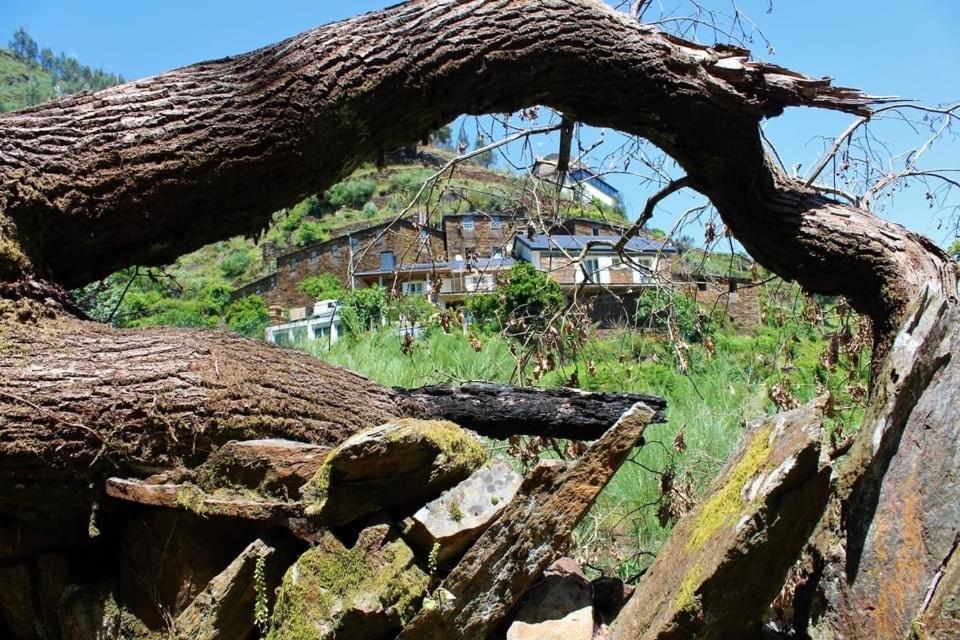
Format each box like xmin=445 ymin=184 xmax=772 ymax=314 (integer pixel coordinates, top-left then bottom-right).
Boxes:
xmin=119 ymin=509 xmax=263 ymax=629
xmin=198 ymin=438 xmax=330 ymax=500
xmin=302 ymin=419 xmax=487 ymax=526
xmin=405 ymin=458 xmax=522 ymax=566
xmin=592 ymin=576 xmax=634 ymax=623
xmin=173 ymin=539 xmax=276 ymax=640
xmin=507 ymin=558 xmax=595 ymax=640
xmin=611 ymin=400 xmax=830 ymax=640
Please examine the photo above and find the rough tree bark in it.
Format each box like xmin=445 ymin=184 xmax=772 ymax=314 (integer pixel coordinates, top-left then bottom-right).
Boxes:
xmin=0 ymin=0 xmax=957 ymax=636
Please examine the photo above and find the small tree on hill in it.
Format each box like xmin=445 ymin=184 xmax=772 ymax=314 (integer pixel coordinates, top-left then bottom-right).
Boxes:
xmin=10 ymin=28 xmax=38 ymax=63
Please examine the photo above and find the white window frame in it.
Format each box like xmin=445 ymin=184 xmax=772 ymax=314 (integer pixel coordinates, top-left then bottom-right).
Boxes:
xmin=461 ymin=216 xmax=475 ymax=231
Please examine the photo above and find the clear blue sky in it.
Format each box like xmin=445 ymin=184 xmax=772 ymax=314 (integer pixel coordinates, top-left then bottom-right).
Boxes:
xmin=2 ymin=1 xmax=958 ymax=246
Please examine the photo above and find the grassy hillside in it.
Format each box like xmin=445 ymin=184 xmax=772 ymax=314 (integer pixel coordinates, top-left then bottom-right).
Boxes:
xmin=0 ymin=49 xmax=56 ymax=112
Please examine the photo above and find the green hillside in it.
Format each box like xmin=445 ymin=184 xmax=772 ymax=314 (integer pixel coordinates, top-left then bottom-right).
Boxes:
xmin=0 ymin=49 xmax=57 ymax=112
xmin=1 ymin=27 xmax=123 ymax=113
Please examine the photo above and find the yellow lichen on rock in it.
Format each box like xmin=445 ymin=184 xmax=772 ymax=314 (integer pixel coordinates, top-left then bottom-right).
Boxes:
xmin=675 ymin=562 xmax=702 ymax=614
xmin=685 ymin=425 xmax=773 ymax=551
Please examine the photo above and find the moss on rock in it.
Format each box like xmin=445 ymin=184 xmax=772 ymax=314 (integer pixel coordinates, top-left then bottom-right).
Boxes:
xmin=302 ymin=418 xmax=487 ymax=524
xmin=268 ymin=531 xmax=428 ymax=640
xmin=386 ymin=418 xmax=487 ymax=472
xmin=686 ymin=425 xmax=773 ymax=551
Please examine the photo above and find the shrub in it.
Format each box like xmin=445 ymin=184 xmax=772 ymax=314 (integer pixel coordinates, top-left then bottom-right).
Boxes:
xmin=464 ymin=293 xmax=501 ymax=333
xmin=340 ymin=286 xmax=389 ymax=335
xmin=219 ymin=249 xmax=254 ymax=279
xmin=500 ymin=263 xmax=566 ymax=333
xmin=362 ymin=202 xmax=380 ymax=218
xmin=392 ymin=294 xmax=436 ymax=327
xmin=299 ymin=274 xmax=343 ymax=301
xmin=225 ymin=295 xmax=270 ymax=339
xmin=324 ymin=178 xmax=376 ymax=208
xmin=634 ymin=288 xmax=718 ymax=342
xmin=294 ymin=220 xmax=326 ymax=247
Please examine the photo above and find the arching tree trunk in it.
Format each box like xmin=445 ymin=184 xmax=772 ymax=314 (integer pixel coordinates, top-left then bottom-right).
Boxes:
xmin=0 ymin=0 xmax=957 ymax=637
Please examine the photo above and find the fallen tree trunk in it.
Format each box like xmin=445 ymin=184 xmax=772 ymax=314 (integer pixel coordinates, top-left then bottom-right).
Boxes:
xmin=397 ymin=403 xmax=655 ymax=640
xmin=396 ymin=383 xmax=666 ymax=439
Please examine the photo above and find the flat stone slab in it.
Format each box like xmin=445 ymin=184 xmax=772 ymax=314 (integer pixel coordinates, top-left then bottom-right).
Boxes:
xmin=302 ymin=418 xmax=487 ymax=526
xmin=507 ymin=558 xmax=595 ymax=640
xmin=106 ymin=477 xmax=298 ymax=521
xmin=405 ymin=458 xmax=523 ymax=566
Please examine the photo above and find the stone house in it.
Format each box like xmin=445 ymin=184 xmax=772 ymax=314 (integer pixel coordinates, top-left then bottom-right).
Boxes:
xmin=233 ymin=217 xmax=444 ymax=308
xmin=441 ymin=212 xmax=517 ymax=260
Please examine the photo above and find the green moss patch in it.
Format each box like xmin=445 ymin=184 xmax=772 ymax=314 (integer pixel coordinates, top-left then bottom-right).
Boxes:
xmin=387 ymin=418 xmax=488 ymax=471
xmin=268 ymin=534 xmax=428 ymax=640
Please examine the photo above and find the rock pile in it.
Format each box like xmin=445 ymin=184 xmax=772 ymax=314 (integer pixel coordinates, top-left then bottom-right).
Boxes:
xmin=0 ymin=386 xmax=855 ymax=640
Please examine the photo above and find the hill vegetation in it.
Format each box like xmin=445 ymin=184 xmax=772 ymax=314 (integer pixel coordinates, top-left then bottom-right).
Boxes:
xmin=1 ymin=28 xmax=123 ymax=113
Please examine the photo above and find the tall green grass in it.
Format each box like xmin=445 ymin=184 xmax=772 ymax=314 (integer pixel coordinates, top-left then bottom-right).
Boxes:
xmin=298 ymin=328 xmax=515 ymax=388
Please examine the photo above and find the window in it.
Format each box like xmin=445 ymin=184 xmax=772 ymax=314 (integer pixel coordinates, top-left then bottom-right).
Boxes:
xmin=461 ymin=216 xmax=475 ymax=231
xmin=585 ymin=258 xmax=600 ymax=282
xmin=330 ymin=242 xmax=339 ymax=256
xmin=380 ymin=251 xmax=396 ymax=271
xmin=288 ymin=256 xmax=298 ymax=270
xmin=419 ymin=228 xmax=429 ymax=241
xmin=612 ymin=257 xmax=623 ymax=269
xmin=490 ymin=217 xmax=502 ymax=230
xmin=403 ymin=281 xmax=425 ymax=295
xmin=592 ymin=228 xmax=601 ymax=236
xmin=309 ymin=248 xmax=319 ymax=260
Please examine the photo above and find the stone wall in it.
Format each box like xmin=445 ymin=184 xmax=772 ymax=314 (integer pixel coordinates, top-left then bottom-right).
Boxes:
xmin=233 ymin=219 xmax=444 ymax=308
xmin=679 ymin=278 xmax=761 ymax=331
xmin=442 ymin=214 xmax=515 ymax=259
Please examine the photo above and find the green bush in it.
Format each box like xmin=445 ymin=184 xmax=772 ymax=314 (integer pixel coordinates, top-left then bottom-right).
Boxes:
xmin=362 ymin=202 xmax=380 ymax=218
xmin=299 ymin=274 xmax=343 ymax=301
xmin=340 ymin=286 xmax=389 ymax=335
xmin=294 ymin=220 xmax=326 ymax=247
xmin=500 ymin=263 xmax=566 ymax=333
xmin=219 ymin=249 xmax=254 ymax=279
xmin=634 ymin=288 xmax=718 ymax=342
xmin=391 ymin=294 xmax=436 ymax=327
xmin=464 ymin=293 xmax=502 ymax=333
xmin=225 ymin=295 xmax=270 ymax=339
xmin=324 ymin=178 xmax=376 ymax=208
